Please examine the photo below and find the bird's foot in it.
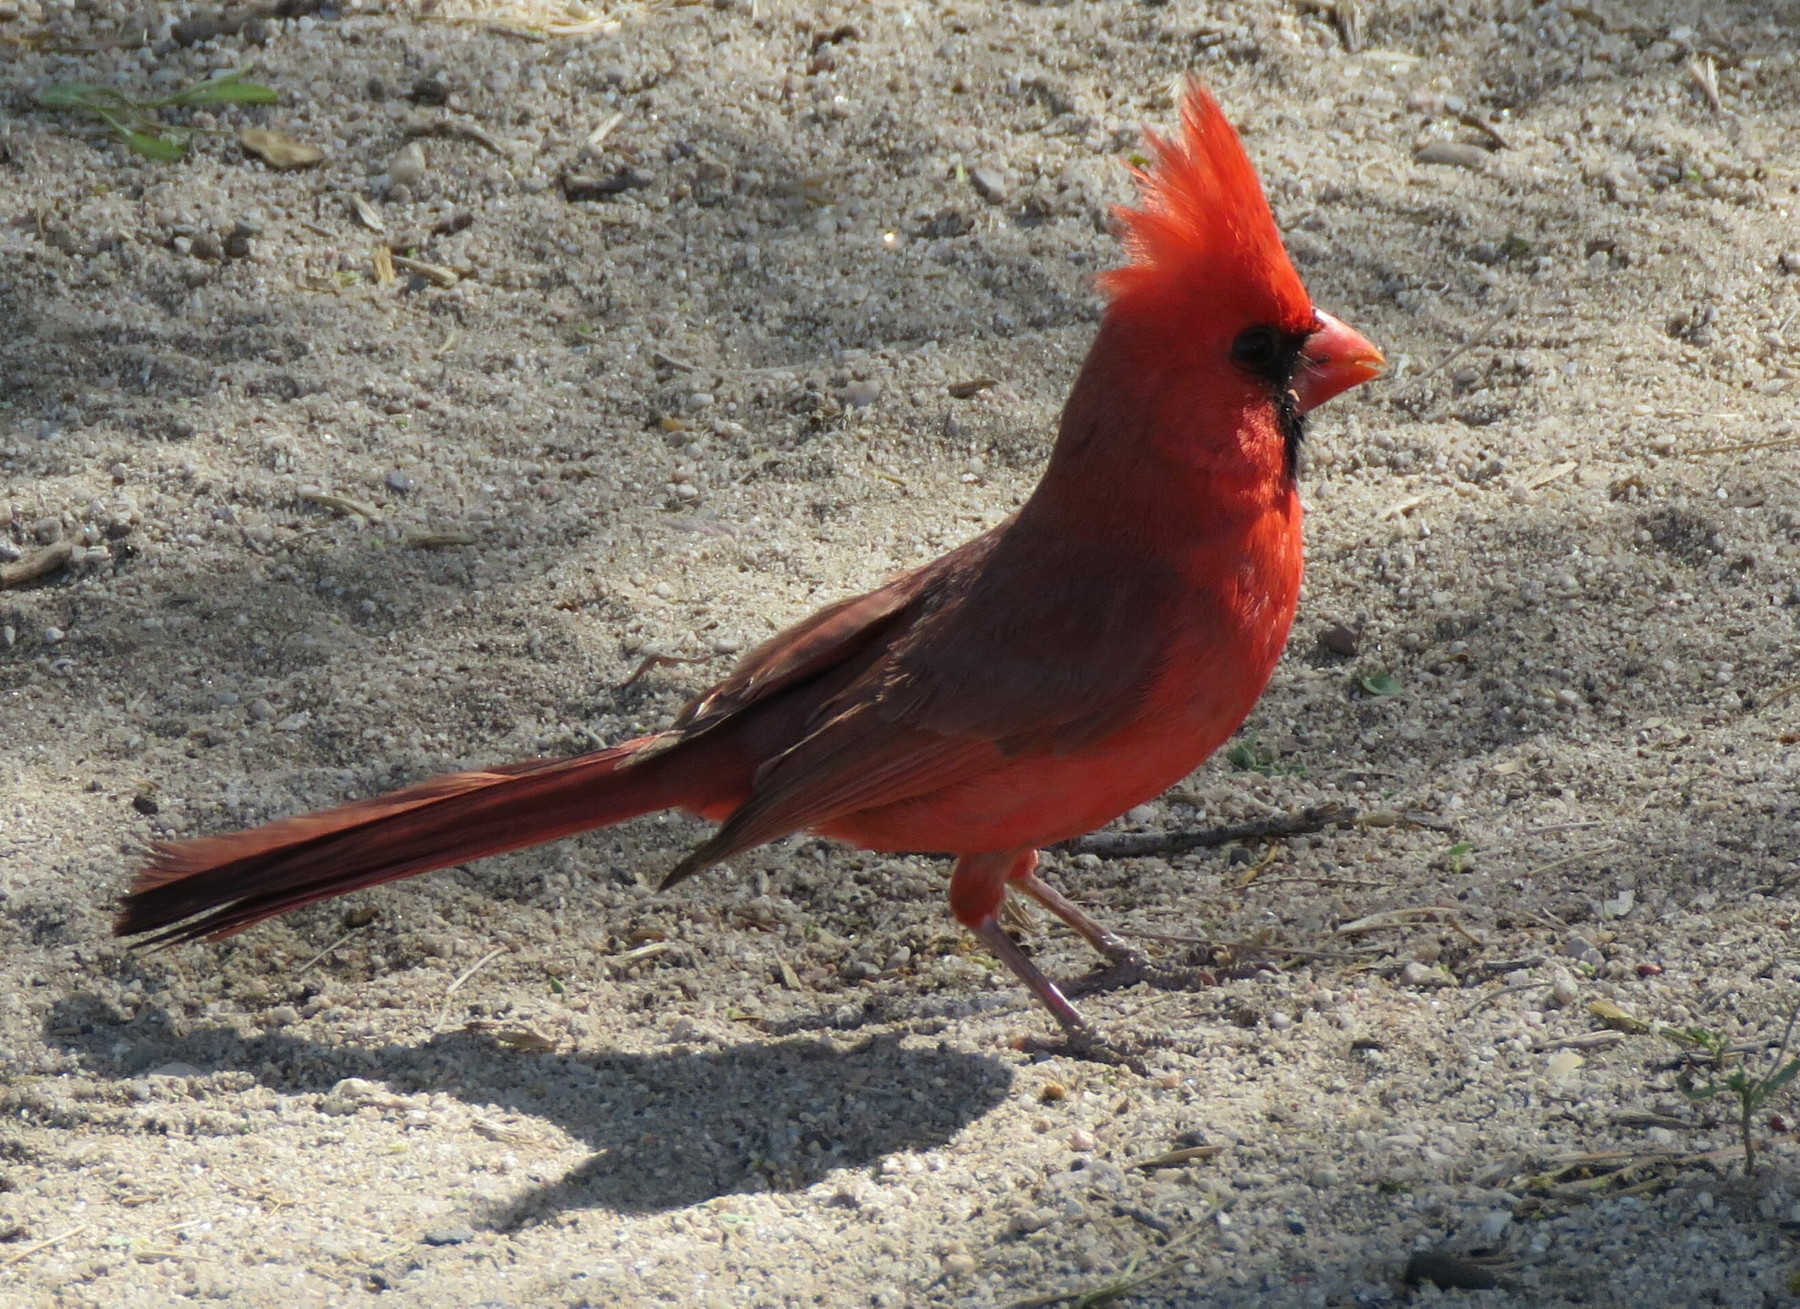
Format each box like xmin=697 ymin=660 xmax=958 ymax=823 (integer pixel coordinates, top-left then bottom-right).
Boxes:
xmin=1064 ymin=948 xmax=1218 ymax=1000
xmin=1016 ymin=1029 xmax=1152 ymax=1074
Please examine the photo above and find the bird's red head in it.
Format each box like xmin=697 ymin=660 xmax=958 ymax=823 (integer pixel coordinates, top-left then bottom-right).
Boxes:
xmin=1096 ymin=81 xmax=1382 ymax=479
xmin=1101 ymin=82 xmax=1312 ymax=336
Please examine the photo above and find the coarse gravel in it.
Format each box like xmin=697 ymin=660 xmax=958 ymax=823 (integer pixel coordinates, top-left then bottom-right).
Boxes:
xmin=1 ymin=0 xmax=1799 ymax=1305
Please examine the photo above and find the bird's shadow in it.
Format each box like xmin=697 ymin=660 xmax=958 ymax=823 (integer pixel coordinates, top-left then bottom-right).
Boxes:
xmin=42 ymin=992 xmax=1013 ymax=1230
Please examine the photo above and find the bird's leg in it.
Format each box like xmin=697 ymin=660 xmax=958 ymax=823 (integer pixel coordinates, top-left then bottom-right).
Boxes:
xmin=1007 ymin=857 xmax=1217 ymax=996
xmin=968 ymin=916 xmax=1091 ymax=1041
xmin=1006 ymin=856 xmax=1144 ymax=967
xmin=951 ymin=850 xmax=1092 ymax=1042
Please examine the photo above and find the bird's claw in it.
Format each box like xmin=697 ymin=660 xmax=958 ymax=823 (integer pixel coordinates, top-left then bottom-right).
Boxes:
xmin=1064 ymin=949 xmax=1218 ymax=1000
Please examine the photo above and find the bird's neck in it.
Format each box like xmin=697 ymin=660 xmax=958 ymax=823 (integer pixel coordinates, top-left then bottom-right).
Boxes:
xmin=1018 ymin=328 xmax=1296 ymax=553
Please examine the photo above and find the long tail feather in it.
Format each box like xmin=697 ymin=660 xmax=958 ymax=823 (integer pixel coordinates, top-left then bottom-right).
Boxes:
xmin=115 ymin=737 xmax=694 ymax=945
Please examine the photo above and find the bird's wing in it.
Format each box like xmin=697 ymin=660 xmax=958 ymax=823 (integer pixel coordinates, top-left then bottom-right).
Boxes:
xmin=661 ymin=522 xmax=1182 ymax=882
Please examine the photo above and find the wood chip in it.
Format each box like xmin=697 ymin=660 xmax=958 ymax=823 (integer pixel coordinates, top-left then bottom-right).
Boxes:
xmin=1414 ymin=141 xmax=1490 ymax=171
xmin=391 ymin=254 xmax=461 ymax=287
xmin=351 ymin=194 xmax=385 ymax=232
xmin=947 ymin=377 xmax=998 ymax=399
xmin=239 ymin=128 xmax=324 ymax=170
xmin=0 ymin=539 xmax=74 ymax=589
xmin=373 ymin=244 xmax=396 ymax=284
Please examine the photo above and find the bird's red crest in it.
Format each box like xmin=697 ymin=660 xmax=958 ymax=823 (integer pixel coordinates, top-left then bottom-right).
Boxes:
xmin=1101 ymin=82 xmax=1311 ymax=330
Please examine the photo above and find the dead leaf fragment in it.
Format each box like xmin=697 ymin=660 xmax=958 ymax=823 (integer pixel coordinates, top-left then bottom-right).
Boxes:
xmin=239 ymin=128 xmax=324 ymax=171
xmin=1588 ymin=1000 xmax=1649 ymax=1034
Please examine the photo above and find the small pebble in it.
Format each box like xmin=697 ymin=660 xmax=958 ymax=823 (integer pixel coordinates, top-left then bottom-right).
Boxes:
xmin=388 ymin=142 xmax=428 ymax=188
xmin=385 ymin=471 xmax=416 ymax=493
xmin=422 ymin=1226 xmax=473 ymax=1247
xmin=43 ymin=626 xmax=65 ymax=644
xmin=1399 ymin=962 xmax=1437 ymax=988
xmin=1548 ymin=970 xmax=1579 ymax=1007
xmin=1068 ymin=1128 xmax=1096 ymax=1151
xmin=969 ymin=166 xmax=1008 ymax=202
xmin=842 ymin=380 xmax=880 ymax=408
xmin=942 ymin=1253 xmax=976 ymax=1278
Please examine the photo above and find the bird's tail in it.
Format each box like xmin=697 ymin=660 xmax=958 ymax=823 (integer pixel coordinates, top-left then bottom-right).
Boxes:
xmin=114 ymin=738 xmax=698 ymax=945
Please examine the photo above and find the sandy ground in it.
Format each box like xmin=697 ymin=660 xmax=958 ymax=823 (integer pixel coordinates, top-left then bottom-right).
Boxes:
xmin=1 ymin=0 xmax=1798 ymax=1304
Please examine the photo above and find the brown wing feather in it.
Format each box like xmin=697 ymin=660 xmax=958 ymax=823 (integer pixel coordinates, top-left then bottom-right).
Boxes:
xmin=661 ymin=520 xmax=1181 ymax=884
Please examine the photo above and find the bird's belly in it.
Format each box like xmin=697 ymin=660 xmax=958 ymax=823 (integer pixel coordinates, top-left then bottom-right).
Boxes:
xmin=823 ymin=518 xmax=1302 ymax=856
xmin=822 ymin=694 xmax=1252 ymax=855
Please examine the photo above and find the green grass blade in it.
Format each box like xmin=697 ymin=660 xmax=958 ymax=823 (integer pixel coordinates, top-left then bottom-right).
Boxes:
xmin=120 ymin=128 xmax=188 ymax=161
xmin=163 ymin=73 xmax=279 ymax=107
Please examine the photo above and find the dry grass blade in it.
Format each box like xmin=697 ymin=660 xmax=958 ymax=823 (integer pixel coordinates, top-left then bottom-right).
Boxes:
xmin=1687 ymin=55 xmax=1724 ymax=115
xmin=1521 ymin=841 xmax=1620 ymax=878
xmin=297 ymin=487 xmax=379 ymax=519
xmin=1410 ymin=303 xmax=1512 ymax=384
xmin=1132 ymin=1145 xmax=1224 ymax=1169
xmin=1336 ymin=906 xmax=1461 ymax=937
xmin=0 ymin=1224 xmax=91 ymax=1268
xmin=294 ymin=923 xmax=371 ymax=977
xmin=1005 ymin=1221 xmax=1208 ymax=1308
xmin=431 ymin=946 xmax=508 ymax=1033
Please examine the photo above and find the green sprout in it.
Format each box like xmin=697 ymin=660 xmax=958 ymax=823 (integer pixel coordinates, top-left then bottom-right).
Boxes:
xmin=37 ymin=67 xmax=277 ymax=161
xmin=1225 ymin=736 xmax=1304 ymax=777
xmin=1666 ymin=1004 xmax=1800 ymax=1173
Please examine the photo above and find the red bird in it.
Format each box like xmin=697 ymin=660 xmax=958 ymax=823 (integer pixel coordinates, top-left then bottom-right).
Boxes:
xmin=116 ymin=83 xmax=1382 ymax=1040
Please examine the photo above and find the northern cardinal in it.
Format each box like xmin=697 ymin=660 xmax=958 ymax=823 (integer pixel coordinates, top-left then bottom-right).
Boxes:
xmin=116 ymin=82 xmax=1382 ymax=1040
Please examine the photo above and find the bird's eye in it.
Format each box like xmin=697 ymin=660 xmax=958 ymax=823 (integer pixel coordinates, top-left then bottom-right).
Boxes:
xmin=1231 ymin=326 xmax=1280 ymax=371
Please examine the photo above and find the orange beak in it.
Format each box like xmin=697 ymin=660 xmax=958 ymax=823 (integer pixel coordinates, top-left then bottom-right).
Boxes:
xmin=1293 ymin=310 xmax=1384 ymax=414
